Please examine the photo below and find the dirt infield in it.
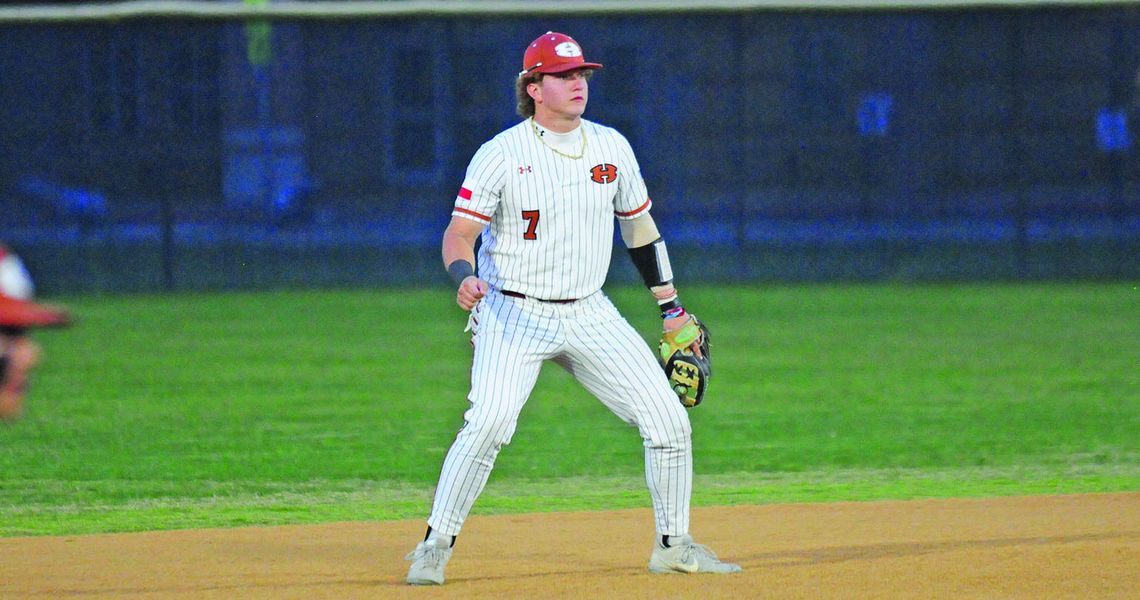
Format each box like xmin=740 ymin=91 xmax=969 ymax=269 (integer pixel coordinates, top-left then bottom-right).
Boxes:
xmin=2 ymin=493 xmax=1136 ymax=599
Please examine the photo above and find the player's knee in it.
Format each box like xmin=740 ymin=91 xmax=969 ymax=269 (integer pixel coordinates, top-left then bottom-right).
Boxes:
xmin=645 ymin=418 xmax=692 ymax=452
xmin=9 ymin=339 xmax=39 ymax=371
xmin=458 ymin=412 xmax=518 ymax=451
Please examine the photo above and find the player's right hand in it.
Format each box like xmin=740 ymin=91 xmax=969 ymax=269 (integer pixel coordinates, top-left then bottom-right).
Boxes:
xmin=456 ymin=276 xmax=487 ymax=311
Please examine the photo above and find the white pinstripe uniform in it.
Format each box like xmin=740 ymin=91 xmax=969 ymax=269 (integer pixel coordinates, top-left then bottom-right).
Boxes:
xmin=425 ymin=118 xmax=694 ymax=538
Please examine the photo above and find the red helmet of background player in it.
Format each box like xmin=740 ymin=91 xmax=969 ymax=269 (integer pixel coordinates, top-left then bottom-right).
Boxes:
xmin=518 ymin=31 xmax=603 ymax=79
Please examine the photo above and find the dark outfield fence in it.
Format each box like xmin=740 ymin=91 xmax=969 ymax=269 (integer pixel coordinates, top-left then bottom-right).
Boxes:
xmin=0 ymin=2 xmax=1137 ymax=294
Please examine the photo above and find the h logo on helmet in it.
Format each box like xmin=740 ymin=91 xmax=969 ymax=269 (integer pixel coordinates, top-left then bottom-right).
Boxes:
xmin=554 ymin=42 xmax=583 ymax=58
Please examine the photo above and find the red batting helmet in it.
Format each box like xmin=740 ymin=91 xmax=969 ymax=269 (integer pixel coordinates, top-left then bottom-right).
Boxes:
xmin=518 ymin=31 xmax=603 ymax=79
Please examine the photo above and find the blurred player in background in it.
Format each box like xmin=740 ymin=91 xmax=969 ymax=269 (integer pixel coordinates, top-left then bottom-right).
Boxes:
xmin=0 ymin=243 xmax=70 ymax=421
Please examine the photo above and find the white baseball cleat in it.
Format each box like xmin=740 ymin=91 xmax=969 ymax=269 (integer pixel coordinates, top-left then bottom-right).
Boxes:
xmin=648 ymin=534 xmax=742 ymax=574
xmin=405 ymin=537 xmax=453 ymax=585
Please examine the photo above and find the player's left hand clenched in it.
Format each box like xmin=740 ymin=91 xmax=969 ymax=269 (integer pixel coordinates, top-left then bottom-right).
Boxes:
xmin=456 ymin=276 xmax=488 ymax=311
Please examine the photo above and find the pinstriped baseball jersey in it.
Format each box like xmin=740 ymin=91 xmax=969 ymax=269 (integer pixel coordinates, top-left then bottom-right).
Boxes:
xmin=453 ymin=118 xmax=650 ymax=300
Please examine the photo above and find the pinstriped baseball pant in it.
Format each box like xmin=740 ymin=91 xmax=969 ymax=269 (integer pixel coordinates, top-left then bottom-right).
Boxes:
xmin=426 ymin=289 xmax=693 ymax=537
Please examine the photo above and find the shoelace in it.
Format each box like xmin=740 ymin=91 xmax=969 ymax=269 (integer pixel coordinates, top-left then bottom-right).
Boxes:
xmin=679 ymin=542 xmax=720 ymax=563
xmin=405 ymin=544 xmax=448 ymax=567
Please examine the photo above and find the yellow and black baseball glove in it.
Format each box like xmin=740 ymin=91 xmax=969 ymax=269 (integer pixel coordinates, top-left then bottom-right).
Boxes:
xmin=658 ymin=316 xmax=711 ymax=408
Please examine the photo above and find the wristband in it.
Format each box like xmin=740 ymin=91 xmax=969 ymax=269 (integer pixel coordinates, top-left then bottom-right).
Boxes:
xmin=661 ymin=305 xmax=686 ymax=320
xmin=651 ymin=283 xmax=678 ymax=306
xmin=447 ymin=259 xmax=475 ymax=286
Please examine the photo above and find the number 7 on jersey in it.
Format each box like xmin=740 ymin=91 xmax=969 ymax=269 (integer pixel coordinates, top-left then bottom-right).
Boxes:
xmin=521 ymin=209 xmax=540 ymax=240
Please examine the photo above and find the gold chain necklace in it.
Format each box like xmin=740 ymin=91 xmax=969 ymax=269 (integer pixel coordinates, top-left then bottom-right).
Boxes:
xmin=530 ymin=118 xmax=587 ymax=160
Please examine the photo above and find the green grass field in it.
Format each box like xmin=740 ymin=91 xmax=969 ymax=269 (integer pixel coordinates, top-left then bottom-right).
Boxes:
xmin=1 ymin=283 xmax=1136 ymax=536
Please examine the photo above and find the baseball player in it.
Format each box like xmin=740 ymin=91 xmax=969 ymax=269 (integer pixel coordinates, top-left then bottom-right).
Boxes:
xmin=0 ymin=244 xmax=69 ymax=422
xmin=404 ymin=32 xmax=741 ymax=584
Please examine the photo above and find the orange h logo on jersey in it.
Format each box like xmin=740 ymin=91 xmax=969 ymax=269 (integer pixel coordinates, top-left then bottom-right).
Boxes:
xmin=590 ymin=163 xmax=618 ymax=184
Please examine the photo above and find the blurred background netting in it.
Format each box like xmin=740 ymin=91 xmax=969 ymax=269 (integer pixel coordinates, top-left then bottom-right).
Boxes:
xmin=0 ymin=1 xmax=1137 ymax=294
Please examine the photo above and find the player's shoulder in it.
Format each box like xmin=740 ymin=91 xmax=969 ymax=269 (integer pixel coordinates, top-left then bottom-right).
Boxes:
xmin=487 ymin=120 xmax=530 ymax=145
xmin=476 ymin=121 xmax=530 ymax=158
xmin=582 ymin=119 xmax=635 ymax=155
xmin=581 ymin=118 xmax=624 ymax=139
xmin=471 ymin=123 xmax=526 ymax=163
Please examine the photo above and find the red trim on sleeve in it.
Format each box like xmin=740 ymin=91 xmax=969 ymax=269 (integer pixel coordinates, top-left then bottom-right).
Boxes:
xmin=615 ymin=198 xmax=651 ymax=218
xmin=454 ymin=206 xmax=492 ymax=223
xmin=457 ymin=187 xmax=473 ymax=201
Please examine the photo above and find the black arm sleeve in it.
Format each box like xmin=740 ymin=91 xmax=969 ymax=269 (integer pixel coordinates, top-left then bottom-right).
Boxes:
xmin=627 ymin=237 xmax=673 ymax=288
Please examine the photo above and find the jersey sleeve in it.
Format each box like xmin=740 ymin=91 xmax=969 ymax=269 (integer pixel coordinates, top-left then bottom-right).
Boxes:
xmin=612 ymin=133 xmax=652 ymax=221
xmin=452 ymin=140 xmax=506 ymax=225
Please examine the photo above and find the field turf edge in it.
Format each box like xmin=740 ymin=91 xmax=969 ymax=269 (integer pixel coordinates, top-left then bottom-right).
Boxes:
xmin=3 ymin=463 xmax=1135 ymax=537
